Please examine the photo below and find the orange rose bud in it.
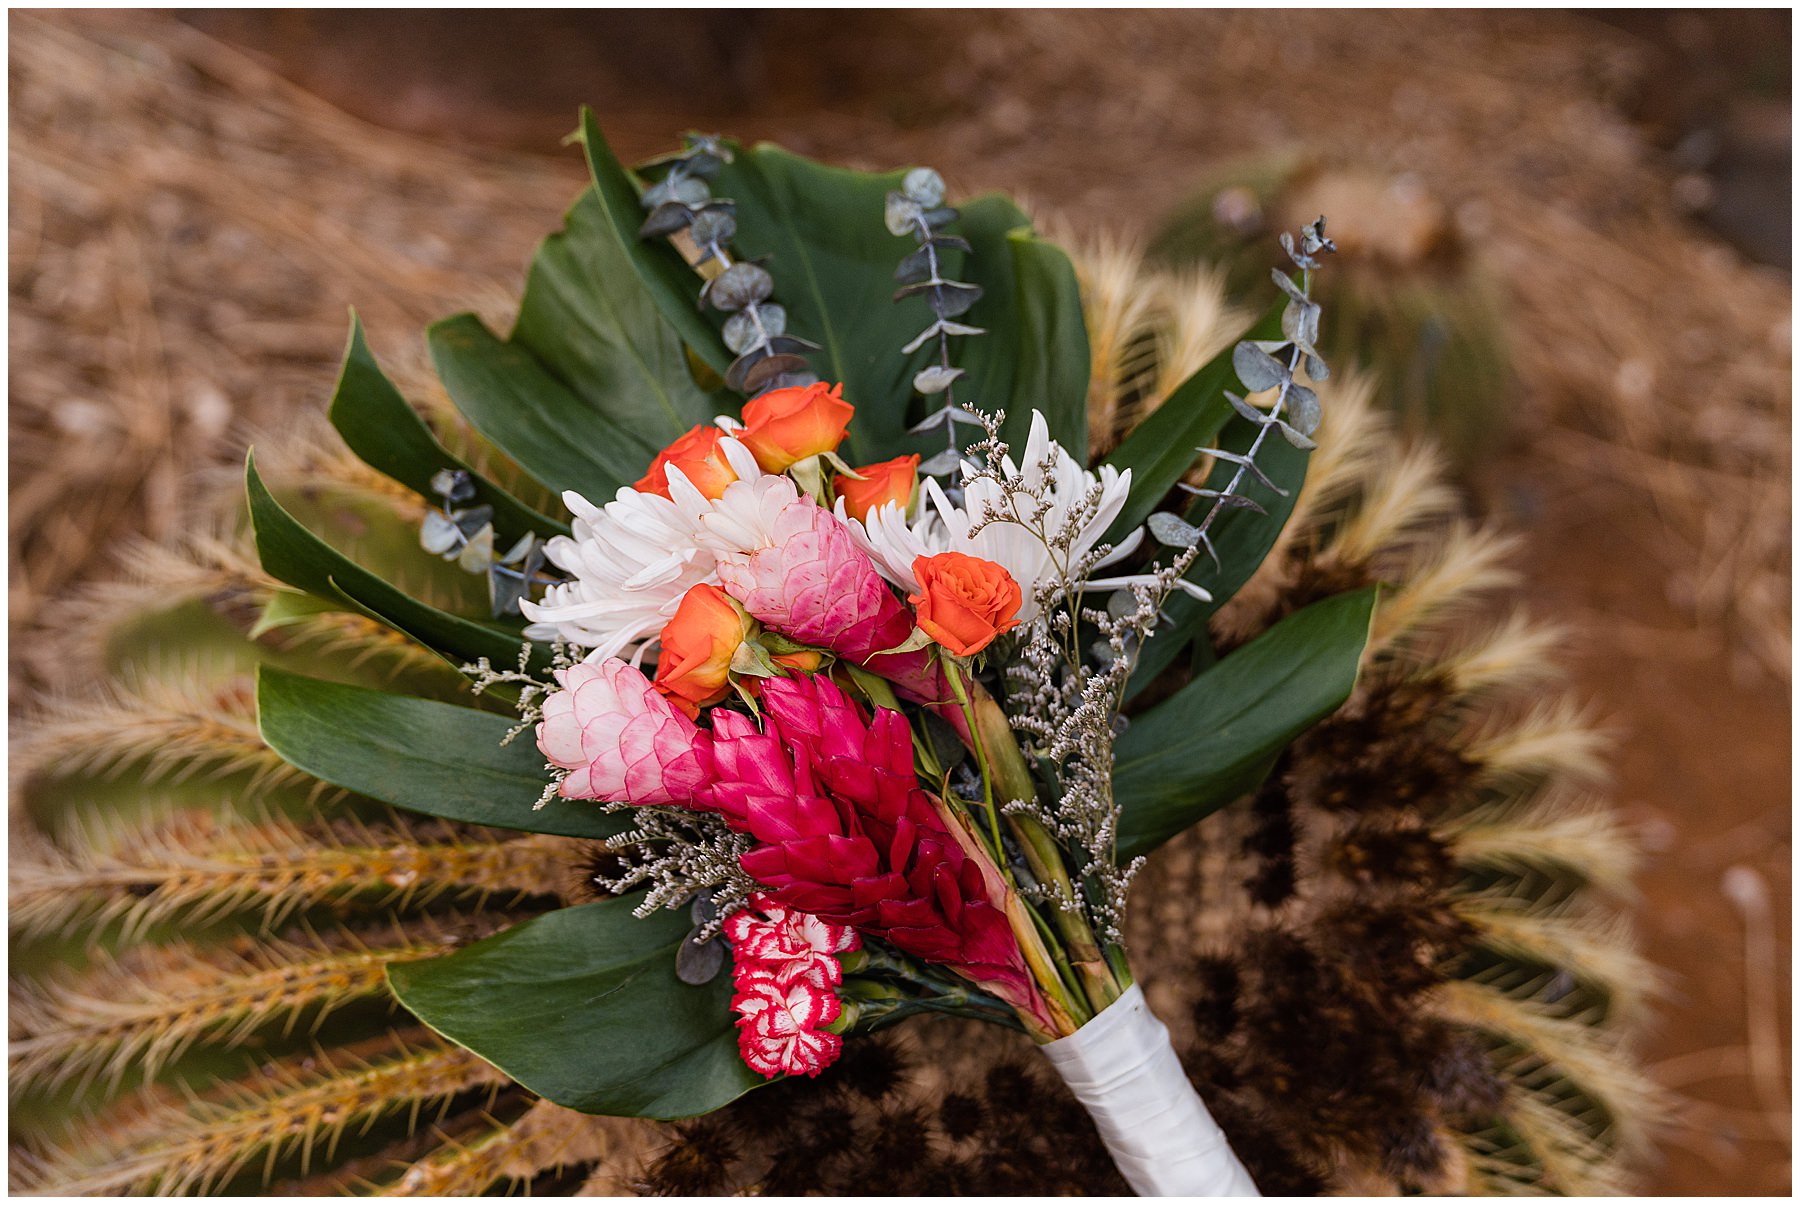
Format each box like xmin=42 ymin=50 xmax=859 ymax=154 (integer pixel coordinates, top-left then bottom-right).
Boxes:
xmin=739 ymin=382 xmax=853 ymax=473
xmin=836 ymin=454 xmax=921 ymax=522
xmin=653 ymin=584 xmax=753 ymax=717
xmin=635 ymin=425 xmax=739 ymax=501
xmin=909 ymin=552 xmax=1023 ymax=658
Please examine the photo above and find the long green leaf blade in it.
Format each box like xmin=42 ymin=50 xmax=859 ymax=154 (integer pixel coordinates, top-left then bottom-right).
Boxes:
xmin=328 ymin=312 xmax=568 ymax=539
xmin=713 ymin=143 xmax=922 ymax=461
xmin=246 ymin=452 xmax=541 ymax=672
xmin=429 ymin=311 xmax=654 ymax=498
xmin=999 ymin=229 xmax=1091 ymax=462
xmin=577 ymin=108 xmax=733 ymax=377
xmin=257 ymin=666 xmax=622 ymax=840
xmin=1115 ymin=586 xmax=1378 ymax=858
xmin=387 ymin=898 xmax=762 ymax=1119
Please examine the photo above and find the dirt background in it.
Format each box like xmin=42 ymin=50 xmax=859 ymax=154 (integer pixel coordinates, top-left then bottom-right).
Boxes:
xmin=11 ymin=8 xmax=1791 ymax=1193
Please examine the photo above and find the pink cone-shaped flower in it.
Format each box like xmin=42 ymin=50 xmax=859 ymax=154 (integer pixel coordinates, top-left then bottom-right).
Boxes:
xmin=536 ymin=660 xmax=712 ymax=805
xmin=701 ymin=674 xmax=1051 ymax=1031
xmin=704 ymin=490 xmax=958 ymax=720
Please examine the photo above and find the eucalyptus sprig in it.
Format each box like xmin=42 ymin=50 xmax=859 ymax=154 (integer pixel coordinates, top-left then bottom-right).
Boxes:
xmin=635 ymin=134 xmax=820 ymax=396
xmin=1147 ymin=216 xmax=1337 ymax=570
xmin=418 ymin=468 xmax=551 ymax=617
xmin=886 ymin=167 xmax=986 ymax=476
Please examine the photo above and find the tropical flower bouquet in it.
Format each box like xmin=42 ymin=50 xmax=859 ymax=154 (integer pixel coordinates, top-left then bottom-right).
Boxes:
xmin=245 ymin=112 xmax=1377 ymax=1195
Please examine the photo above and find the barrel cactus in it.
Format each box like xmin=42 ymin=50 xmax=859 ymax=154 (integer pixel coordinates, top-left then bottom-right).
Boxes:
xmin=10 ymin=133 xmax=1652 ymax=1195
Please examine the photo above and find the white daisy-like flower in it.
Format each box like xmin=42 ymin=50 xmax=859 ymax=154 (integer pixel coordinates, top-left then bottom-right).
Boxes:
xmin=521 ymin=436 xmax=770 ymax=664
xmin=839 ymin=409 xmax=1193 ymax=621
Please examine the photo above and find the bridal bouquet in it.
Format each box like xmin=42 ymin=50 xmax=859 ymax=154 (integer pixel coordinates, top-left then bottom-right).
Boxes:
xmin=250 ymin=113 xmax=1376 ymax=1195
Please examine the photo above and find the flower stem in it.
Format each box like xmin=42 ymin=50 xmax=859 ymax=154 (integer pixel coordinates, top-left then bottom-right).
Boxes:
xmin=963 ymin=676 xmax=1123 ymax=1014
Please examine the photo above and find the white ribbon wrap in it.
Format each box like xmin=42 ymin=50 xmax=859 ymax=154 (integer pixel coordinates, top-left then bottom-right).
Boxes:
xmin=1039 ymin=984 xmax=1260 ymax=1196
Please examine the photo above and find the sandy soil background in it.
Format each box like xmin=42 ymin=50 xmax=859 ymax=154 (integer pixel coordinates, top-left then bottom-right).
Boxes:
xmin=11 ymin=9 xmax=1790 ymax=1193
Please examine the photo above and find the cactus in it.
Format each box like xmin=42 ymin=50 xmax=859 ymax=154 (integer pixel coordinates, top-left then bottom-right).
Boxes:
xmin=10 ymin=239 xmax=1651 ymax=1198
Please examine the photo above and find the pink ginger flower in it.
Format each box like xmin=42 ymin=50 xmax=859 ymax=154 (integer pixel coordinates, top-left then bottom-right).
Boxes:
xmin=730 ymin=968 xmax=844 ymax=1078
xmin=535 ymin=660 xmax=711 ymax=805
xmin=702 ymin=674 xmax=1052 ymax=1032
xmin=699 ymin=485 xmax=959 ymax=722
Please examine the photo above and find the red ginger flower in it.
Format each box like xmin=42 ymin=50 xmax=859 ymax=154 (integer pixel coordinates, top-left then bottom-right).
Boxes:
xmin=703 ymin=674 xmax=1051 ymax=1031
xmin=704 ymin=491 xmax=961 ymax=727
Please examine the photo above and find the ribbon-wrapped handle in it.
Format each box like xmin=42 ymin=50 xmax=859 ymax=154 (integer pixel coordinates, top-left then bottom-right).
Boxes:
xmin=1040 ymin=983 xmax=1260 ymax=1196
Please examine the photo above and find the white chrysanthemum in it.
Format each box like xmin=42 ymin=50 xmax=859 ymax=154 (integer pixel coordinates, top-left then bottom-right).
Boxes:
xmin=521 ymin=436 xmax=769 ymax=664
xmin=838 ymin=410 xmax=1176 ymax=622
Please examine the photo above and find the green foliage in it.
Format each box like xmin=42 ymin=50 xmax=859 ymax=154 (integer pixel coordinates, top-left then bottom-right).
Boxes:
xmin=1102 ymin=301 xmax=1285 ymax=538
xmin=578 ymin=110 xmax=734 ymax=379
xmin=429 ymin=187 xmax=726 ymax=497
xmin=1115 ymin=587 xmax=1378 ymax=858
xmin=388 ymin=897 xmax=763 ymax=1119
xmin=1124 ymin=410 xmax=1311 ymax=700
xmin=328 ymin=313 xmax=567 ymax=538
xmin=257 ymin=667 xmax=625 ymax=840
xmin=245 ymin=454 xmax=543 ymax=673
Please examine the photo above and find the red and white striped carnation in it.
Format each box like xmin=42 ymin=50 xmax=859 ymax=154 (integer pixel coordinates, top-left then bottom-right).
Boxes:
xmin=725 ymin=894 xmax=858 ymax=1078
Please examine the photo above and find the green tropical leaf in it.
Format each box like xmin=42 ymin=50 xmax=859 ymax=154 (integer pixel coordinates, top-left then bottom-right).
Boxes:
xmin=1123 ymin=414 xmax=1311 ymax=700
xmin=429 ymin=311 xmax=655 ymax=498
xmin=328 ymin=313 xmax=568 ymax=540
xmin=387 ymin=897 xmax=763 ymax=1119
xmin=509 ymin=186 xmax=725 ymax=437
xmin=429 ymin=183 xmax=728 ymax=498
xmin=577 ymin=108 xmax=733 ymax=378
xmin=994 ymin=229 xmax=1090 ymax=463
xmin=245 ymin=453 xmax=544 ymax=673
xmin=1115 ymin=586 xmax=1377 ymax=858
xmin=712 ymin=143 xmax=924 ymax=461
xmin=1103 ymin=299 xmax=1285 ymax=537
xmin=257 ymin=666 xmax=623 ymax=841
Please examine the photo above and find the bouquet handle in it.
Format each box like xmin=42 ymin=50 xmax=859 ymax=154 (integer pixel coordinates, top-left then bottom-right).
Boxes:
xmin=1040 ymin=984 xmax=1260 ymax=1197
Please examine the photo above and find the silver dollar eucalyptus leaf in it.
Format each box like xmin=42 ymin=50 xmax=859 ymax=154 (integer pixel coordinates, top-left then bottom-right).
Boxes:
xmin=1232 ymin=341 xmax=1288 ymax=392
xmin=1287 ymin=383 xmax=1323 ymax=436
xmin=643 ymin=173 xmax=711 ymax=210
xmin=722 ymin=310 xmax=763 ymax=355
xmin=431 ymin=467 xmax=477 ymax=503
xmin=902 ymin=167 xmax=946 ymax=208
xmin=689 ymin=889 xmax=720 ymax=927
xmin=498 ymin=531 xmax=535 ymax=566
xmin=1147 ymin=511 xmax=1202 ymax=548
xmin=918 ymin=447 xmax=965 ymax=477
xmin=419 ymin=510 xmax=459 ymax=555
xmin=885 ymin=192 xmax=924 ymax=236
xmin=1274 ymin=420 xmax=1318 ymax=451
xmin=687 ymin=205 xmax=736 ymax=247
xmin=914 ymin=365 xmax=965 ymax=395
xmin=638 ymin=201 xmax=693 ymax=240
xmin=755 ymin=303 xmax=786 ymax=339
xmin=675 ymin=929 xmax=726 ymax=985
xmin=707 ymin=262 xmax=774 ymax=312
xmin=456 ymin=523 xmax=495 ymax=573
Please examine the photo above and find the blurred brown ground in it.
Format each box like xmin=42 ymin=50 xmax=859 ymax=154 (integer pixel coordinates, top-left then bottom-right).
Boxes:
xmin=11 ymin=8 xmax=1791 ymax=1193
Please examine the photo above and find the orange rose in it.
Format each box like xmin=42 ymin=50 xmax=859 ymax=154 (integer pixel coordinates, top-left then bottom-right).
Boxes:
xmin=836 ymin=454 xmax=920 ymax=522
xmin=739 ymin=382 xmax=853 ymax=473
xmin=635 ymin=425 xmax=739 ymax=500
xmin=909 ymin=552 xmax=1023 ymax=658
xmin=653 ymin=584 xmax=753 ymax=717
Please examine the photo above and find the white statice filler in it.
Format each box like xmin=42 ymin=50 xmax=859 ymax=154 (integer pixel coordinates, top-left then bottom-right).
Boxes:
xmin=1041 ymin=984 xmax=1260 ymax=1196
xmin=842 ymin=410 xmax=1206 ymax=621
